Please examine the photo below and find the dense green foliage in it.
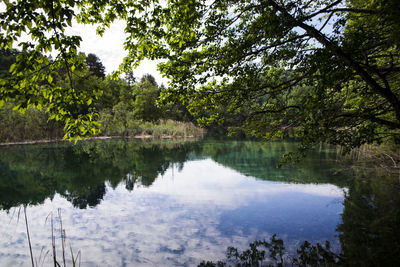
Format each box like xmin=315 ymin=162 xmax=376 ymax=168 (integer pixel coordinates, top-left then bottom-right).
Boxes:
xmin=85 ymin=53 xmax=106 ymax=78
xmin=121 ymin=0 xmax=400 ymax=153
xmin=0 ymin=49 xmax=199 ymax=142
xmin=1 ymin=0 xmax=400 ymax=151
xmin=0 ymin=0 xmax=99 ymax=140
xmin=0 ymin=102 xmax=64 ymax=142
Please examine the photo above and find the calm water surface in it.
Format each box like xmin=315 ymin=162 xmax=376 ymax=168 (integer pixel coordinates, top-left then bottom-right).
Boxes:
xmin=0 ymin=139 xmax=397 ymax=266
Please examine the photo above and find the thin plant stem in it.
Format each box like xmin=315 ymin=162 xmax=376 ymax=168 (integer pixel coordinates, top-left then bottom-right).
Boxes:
xmin=51 ymin=213 xmax=57 ymax=267
xmin=58 ymin=208 xmax=66 ymax=267
xmin=24 ymin=205 xmax=35 ymax=267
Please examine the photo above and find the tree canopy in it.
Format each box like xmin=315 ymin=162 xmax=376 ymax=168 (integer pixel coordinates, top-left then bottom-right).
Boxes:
xmin=1 ymin=0 xmax=399 ymax=150
xmin=85 ymin=53 xmax=106 ymax=78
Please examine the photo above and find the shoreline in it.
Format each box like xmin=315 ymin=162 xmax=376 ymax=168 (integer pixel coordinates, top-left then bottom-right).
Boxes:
xmin=0 ymin=135 xmax=201 ymax=146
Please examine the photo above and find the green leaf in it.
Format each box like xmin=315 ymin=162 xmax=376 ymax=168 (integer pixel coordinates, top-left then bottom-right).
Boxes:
xmin=9 ymin=63 xmax=16 ymax=73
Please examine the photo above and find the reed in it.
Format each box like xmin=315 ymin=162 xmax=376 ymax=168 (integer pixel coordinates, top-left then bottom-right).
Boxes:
xmin=23 ymin=207 xmax=80 ymax=267
xmin=24 ymin=206 xmax=35 ymax=267
xmin=338 ymin=143 xmax=400 ymax=176
xmin=137 ymin=120 xmax=206 ymax=138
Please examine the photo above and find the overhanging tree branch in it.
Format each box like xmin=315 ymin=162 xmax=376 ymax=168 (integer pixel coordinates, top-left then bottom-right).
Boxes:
xmin=268 ymin=0 xmax=400 ymax=126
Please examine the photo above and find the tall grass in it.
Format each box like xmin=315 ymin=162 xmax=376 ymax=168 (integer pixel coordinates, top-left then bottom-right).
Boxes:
xmin=136 ymin=120 xmax=206 ymax=138
xmin=23 ymin=207 xmax=81 ymax=267
xmin=24 ymin=206 xmax=35 ymax=267
xmin=338 ymin=143 xmax=400 ymax=175
xmin=103 ymin=119 xmax=206 ymax=138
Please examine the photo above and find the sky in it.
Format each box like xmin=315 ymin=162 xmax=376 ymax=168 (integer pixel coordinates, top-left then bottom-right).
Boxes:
xmin=0 ymin=1 xmax=168 ymax=85
xmin=67 ymin=21 xmax=169 ymax=85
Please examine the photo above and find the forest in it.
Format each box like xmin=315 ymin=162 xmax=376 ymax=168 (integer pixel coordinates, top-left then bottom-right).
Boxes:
xmin=0 ymin=49 xmax=203 ymax=142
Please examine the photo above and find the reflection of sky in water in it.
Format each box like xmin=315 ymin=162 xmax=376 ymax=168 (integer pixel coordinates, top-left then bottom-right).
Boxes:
xmin=0 ymin=159 xmax=344 ymax=266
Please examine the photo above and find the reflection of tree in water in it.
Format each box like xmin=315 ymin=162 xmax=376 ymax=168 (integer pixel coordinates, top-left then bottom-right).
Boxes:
xmin=0 ymin=139 xmax=351 ymax=210
xmin=0 ymin=139 xmax=201 ymax=210
xmin=201 ymin=140 xmax=351 ymax=187
xmin=65 ymin=184 xmax=106 ymax=209
xmin=337 ymin=171 xmax=400 ymax=266
xmin=0 ymin=158 xmax=60 ymax=210
xmin=125 ymin=173 xmax=136 ymax=191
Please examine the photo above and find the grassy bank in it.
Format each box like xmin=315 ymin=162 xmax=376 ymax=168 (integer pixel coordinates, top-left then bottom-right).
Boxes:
xmin=0 ymin=117 xmax=205 ymax=146
xmin=337 ymin=143 xmax=400 ymax=176
xmin=102 ymin=119 xmax=206 ymax=138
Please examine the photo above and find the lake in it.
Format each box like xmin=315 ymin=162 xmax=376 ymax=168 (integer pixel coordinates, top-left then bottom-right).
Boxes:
xmin=0 ymin=139 xmax=398 ymax=266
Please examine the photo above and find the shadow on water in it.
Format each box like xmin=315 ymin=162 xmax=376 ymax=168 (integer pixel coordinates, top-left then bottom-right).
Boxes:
xmin=0 ymin=138 xmax=399 ymax=266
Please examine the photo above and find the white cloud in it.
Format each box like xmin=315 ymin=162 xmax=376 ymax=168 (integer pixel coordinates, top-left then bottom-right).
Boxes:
xmin=151 ymin=159 xmax=345 ymax=208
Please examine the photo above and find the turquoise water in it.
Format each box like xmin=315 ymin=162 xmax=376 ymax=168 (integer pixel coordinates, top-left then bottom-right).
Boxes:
xmin=0 ymin=139 xmax=361 ymax=265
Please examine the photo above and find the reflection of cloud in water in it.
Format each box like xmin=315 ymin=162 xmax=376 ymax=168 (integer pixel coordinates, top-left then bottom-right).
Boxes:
xmin=0 ymin=159 xmax=344 ymax=266
xmin=151 ymin=159 xmax=344 ymax=208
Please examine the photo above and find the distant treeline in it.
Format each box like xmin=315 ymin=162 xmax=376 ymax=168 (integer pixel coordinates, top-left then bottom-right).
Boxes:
xmin=0 ymin=49 xmax=203 ymax=142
